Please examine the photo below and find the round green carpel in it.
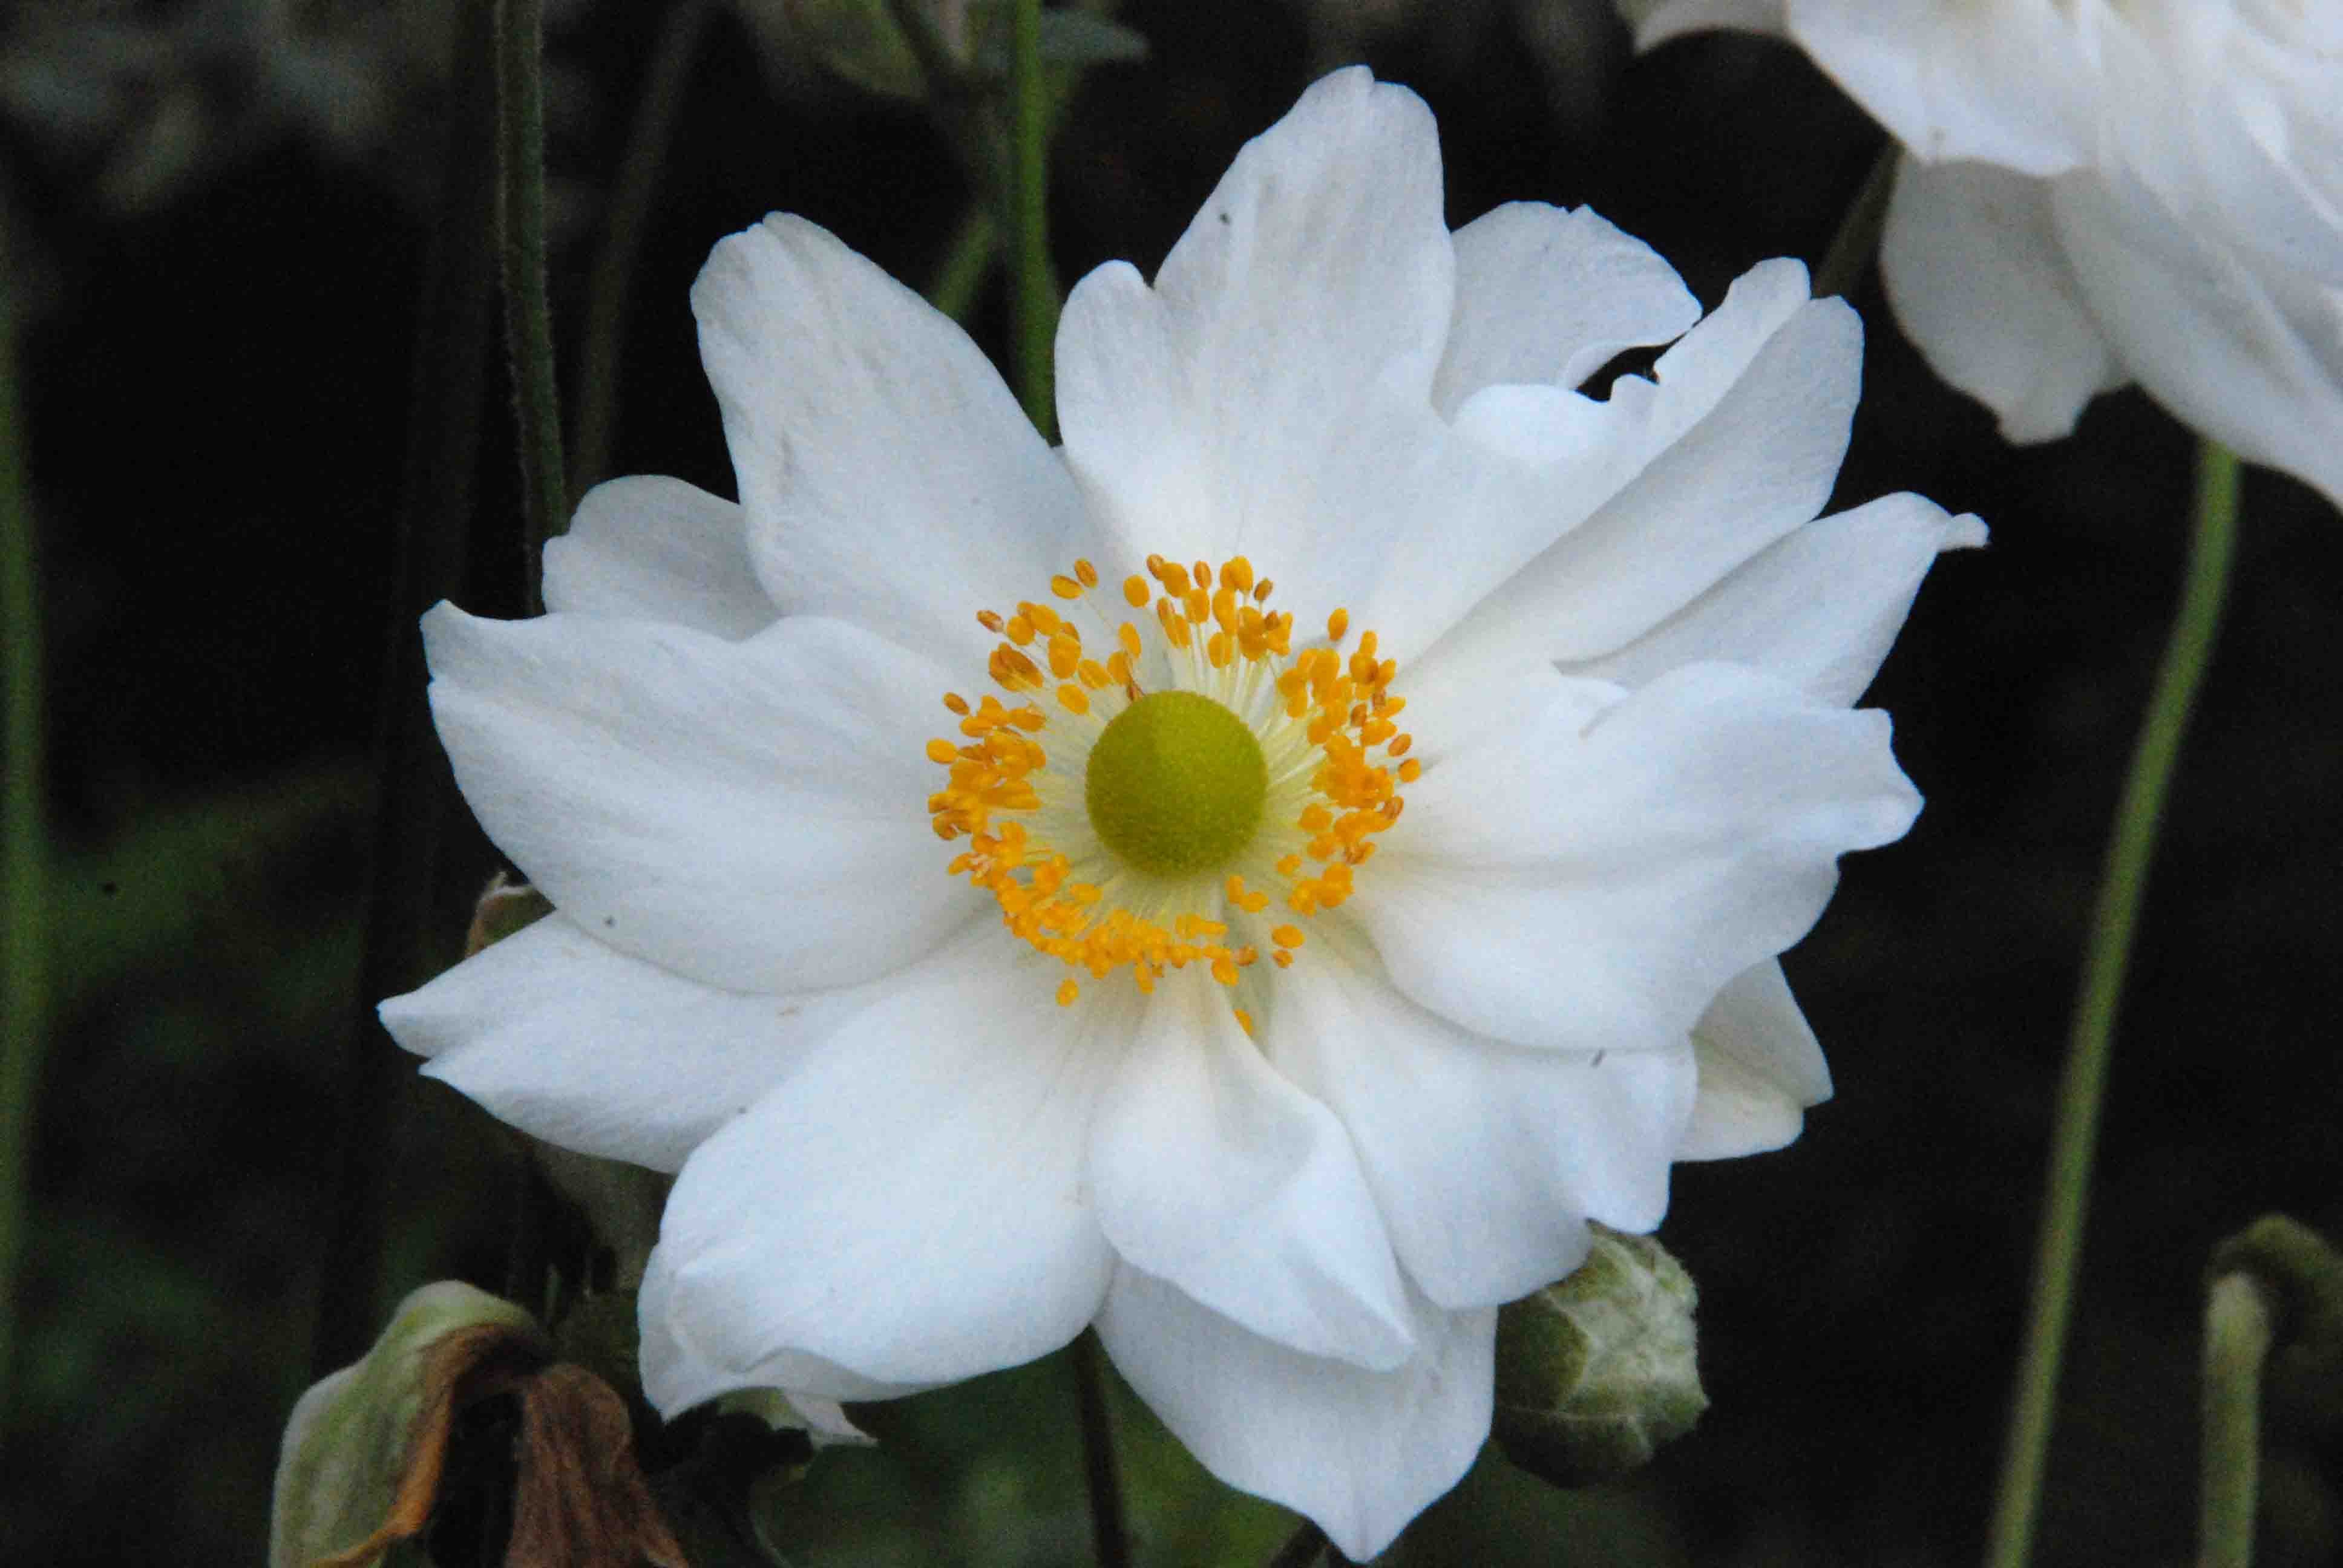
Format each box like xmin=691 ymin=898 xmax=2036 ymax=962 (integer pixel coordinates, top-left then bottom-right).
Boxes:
xmin=1085 ymin=691 xmax=1268 ymax=877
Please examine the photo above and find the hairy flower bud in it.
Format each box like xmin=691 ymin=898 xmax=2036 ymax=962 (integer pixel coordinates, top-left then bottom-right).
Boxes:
xmin=1490 ymin=1225 xmax=1708 ymax=1488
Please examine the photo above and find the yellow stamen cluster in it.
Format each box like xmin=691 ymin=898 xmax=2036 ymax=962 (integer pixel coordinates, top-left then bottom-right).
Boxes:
xmin=925 ymin=552 xmax=1416 ymax=1009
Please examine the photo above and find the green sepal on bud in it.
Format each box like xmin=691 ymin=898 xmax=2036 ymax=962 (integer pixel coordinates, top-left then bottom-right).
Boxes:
xmin=2209 ymin=1214 xmax=2343 ymax=1440
xmin=1491 ymin=1224 xmax=1708 ymax=1488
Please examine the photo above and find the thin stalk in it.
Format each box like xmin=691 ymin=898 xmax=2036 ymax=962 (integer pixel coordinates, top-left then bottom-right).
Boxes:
xmin=1814 ymin=139 xmax=1898 ymax=301
xmin=312 ymin=0 xmax=502 ymax=1375
xmin=1071 ymin=1331 xmax=1130 ymax=1568
xmin=497 ymin=0 xmax=568 ymax=612
xmin=1267 ymin=1520 xmax=1329 ymax=1568
xmin=928 ymin=203 xmax=1000 ymax=325
xmin=2197 ymin=1272 xmax=2272 ymax=1568
xmin=1006 ymin=0 xmax=1055 ymax=437
xmin=0 ymin=185 xmax=45 ymax=1426
xmin=1984 ymin=439 xmax=2241 ymax=1568
xmin=569 ymin=0 xmax=711 ymax=497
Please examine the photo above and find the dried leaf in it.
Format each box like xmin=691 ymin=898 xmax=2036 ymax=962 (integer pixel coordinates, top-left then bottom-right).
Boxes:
xmin=506 ymin=1363 xmax=689 ymax=1568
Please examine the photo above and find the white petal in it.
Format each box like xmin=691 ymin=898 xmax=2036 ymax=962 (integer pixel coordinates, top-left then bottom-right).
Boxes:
xmin=1273 ymin=949 xmax=1695 ymax=1310
xmin=1881 ymin=157 xmax=2125 ymax=443
xmin=692 ymin=215 xmax=1090 ymax=668
xmin=1782 ymin=0 xmax=2097 ymax=175
xmin=1055 ymin=67 xmax=1453 ymax=577
xmin=1431 ymin=202 xmax=1702 ymax=416
xmin=1088 ymin=966 xmax=1414 ymax=1370
xmin=382 ymin=913 xmax=870 ymax=1172
xmin=1677 ymin=959 xmax=1831 ymax=1160
xmin=2051 ymin=168 xmax=2343 ymax=513
xmin=1562 ymin=491 xmax=1987 ymax=706
xmin=1404 ymin=263 xmax=1862 ymax=711
xmin=422 ymin=605 xmax=981 ymax=995
xmin=1096 ymin=1265 xmax=1493 ymax=1563
xmin=541 ymin=476 xmax=775 ymax=639
xmin=1357 ymin=662 xmax=1919 ymax=1053
xmin=638 ymin=928 xmax=1118 ymax=1408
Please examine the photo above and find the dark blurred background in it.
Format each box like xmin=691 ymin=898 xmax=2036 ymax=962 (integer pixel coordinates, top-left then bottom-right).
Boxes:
xmin=5 ymin=1 xmax=2339 ymax=1563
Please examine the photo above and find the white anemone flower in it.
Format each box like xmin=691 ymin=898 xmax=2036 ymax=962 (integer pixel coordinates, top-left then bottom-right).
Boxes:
xmin=1620 ymin=0 xmax=2343 ymax=509
xmin=381 ymin=67 xmax=1977 ymax=1558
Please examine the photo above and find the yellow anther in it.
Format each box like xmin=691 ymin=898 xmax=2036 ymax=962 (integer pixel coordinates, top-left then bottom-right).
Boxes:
xmin=1057 ymin=979 xmax=1080 ymax=1007
xmin=929 ymin=547 xmax=1410 ymax=1014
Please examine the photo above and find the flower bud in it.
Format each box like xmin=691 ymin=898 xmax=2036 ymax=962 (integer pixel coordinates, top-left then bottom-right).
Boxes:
xmin=1490 ymin=1225 xmax=1708 ymax=1488
xmin=272 ymin=1280 xmax=688 ymax=1568
xmin=269 ymin=1282 xmax=545 ymax=1568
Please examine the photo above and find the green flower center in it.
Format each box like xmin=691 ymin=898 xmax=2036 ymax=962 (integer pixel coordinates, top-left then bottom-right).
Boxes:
xmin=1084 ymin=690 xmax=1267 ymax=877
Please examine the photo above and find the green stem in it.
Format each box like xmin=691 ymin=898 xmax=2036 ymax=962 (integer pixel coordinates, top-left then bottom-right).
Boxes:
xmin=0 ymin=184 xmax=45 ymax=1427
xmin=569 ymin=0 xmax=710 ymax=498
xmin=2198 ymin=1272 xmax=2272 ymax=1568
xmin=1072 ymin=1331 xmax=1130 ymax=1568
xmin=312 ymin=0 xmax=502 ymax=1375
xmin=1006 ymin=0 xmax=1056 ymax=437
xmin=1814 ymin=140 xmax=1898 ymax=301
xmin=1984 ymin=439 xmax=2241 ymax=1568
xmin=497 ymin=0 xmax=568 ymax=612
xmin=928 ymin=203 xmax=1000 ymax=325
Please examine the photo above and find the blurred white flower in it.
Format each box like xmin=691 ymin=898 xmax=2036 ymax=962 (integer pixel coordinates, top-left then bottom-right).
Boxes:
xmin=1623 ymin=0 xmax=2343 ymax=508
xmin=382 ymin=67 xmax=1974 ymax=1558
